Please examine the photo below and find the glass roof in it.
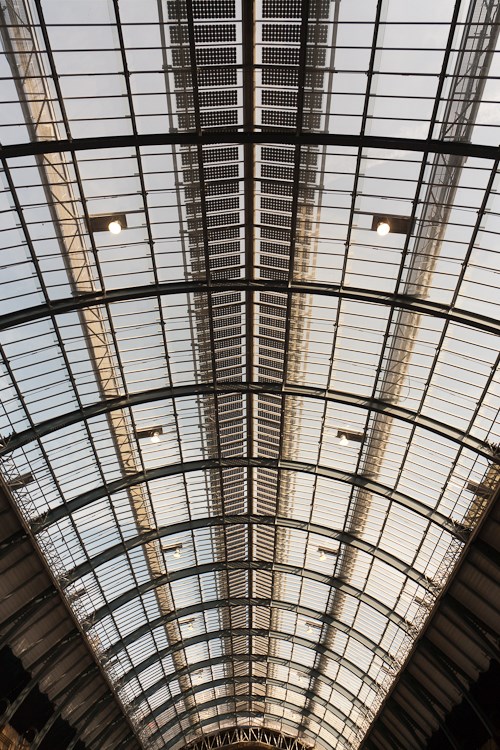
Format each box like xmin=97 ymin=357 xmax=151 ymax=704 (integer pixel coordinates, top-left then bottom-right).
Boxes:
xmin=0 ymin=1 xmax=499 ymax=749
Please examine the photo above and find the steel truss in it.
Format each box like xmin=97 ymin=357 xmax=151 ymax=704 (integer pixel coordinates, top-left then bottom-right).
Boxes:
xmin=184 ymin=727 xmax=312 ymax=750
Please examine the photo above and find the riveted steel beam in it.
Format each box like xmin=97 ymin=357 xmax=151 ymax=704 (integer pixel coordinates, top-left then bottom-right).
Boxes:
xmin=1 ymin=132 xmax=498 ymax=160
xmin=1 ymin=381 xmax=494 ymax=463
xmin=1 ymin=280 xmax=499 ymax=337
xmin=35 ymin=457 xmax=463 ymax=536
xmin=84 ymin=560 xmax=410 ymax=633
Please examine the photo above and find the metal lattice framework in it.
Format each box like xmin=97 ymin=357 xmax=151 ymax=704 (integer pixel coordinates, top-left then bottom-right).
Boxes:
xmin=0 ymin=1 xmax=499 ymax=749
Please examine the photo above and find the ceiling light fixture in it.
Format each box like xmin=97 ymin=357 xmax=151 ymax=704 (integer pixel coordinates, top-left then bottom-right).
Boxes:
xmin=376 ymin=218 xmax=391 ymax=236
xmin=108 ymin=219 xmax=122 ymax=235
xmin=318 ymin=546 xmax=339 ymax=560
xmin=337 ymin=430 xmax=364 ymax=447
xmin=372 ymin=213 xmax=413 ymax=235
xmin=89 ymin=213 xmax=128 ymax=234
xmin=162 ymin=543 xmax=183 ymax=558
xmin=136 ymin=425 xmax=163 ymax=442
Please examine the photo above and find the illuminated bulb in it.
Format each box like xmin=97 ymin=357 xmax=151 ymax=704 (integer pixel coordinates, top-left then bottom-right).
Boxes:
xmin=150 ymin=430 xmax=161 ymax=444
xmin=338 ymin=433 xmax=349 ymax=447
xmin=173 ymin=546 xmax=181 ymax=559
xmin=307 ymin=625 xmax=313 ymax=634
xmin=188 ymin=621 xmax=194 ymax=631
xmin=376 ymin=219 xmax=390 ymax=237
xmin=108 ymin=219 xmax=122 ymax=235
xmin=319 ymin=549 xmax=326 ymax=561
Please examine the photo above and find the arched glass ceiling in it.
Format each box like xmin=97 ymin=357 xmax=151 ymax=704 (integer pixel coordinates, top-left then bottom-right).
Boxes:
xmin=0 ymin=1 xmax=499 ymax=749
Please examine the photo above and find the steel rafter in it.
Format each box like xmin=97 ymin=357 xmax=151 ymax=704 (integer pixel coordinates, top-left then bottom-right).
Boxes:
xmin=0 ymin=510 xmax=435 ymax=654
xmin=1 ymin=132 xmax=499 ymax=160
xmin=74 ymin=652 xmax=365 ymax=750
xmin=34 ymin=456 xmax=465 ymax=535
xmin=102 ymin=596 xmax=394 ymax=667
xmin=2 ymin=279 xmax=499 ymax=336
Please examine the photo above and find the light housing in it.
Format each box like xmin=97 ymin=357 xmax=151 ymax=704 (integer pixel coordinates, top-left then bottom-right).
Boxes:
xmin=136 ymin=425 xmax=163 ymax=442
xmin=89 ymin=213 xmax=128 ymax=234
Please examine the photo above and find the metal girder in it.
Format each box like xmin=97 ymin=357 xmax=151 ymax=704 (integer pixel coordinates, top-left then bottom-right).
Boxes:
xmin=2 ymin=279 xmax=499 ymax=337
xmin=127 ymin=651 xmax=365 ymax=717
xmin=104 ymin=595 xmax=391 ymax=668
xmin=87 ymin=560 xmax=410 ymax=633
xmin=37 ymin=597 xmax=380 ymax=745
xmin=146 ymin=691 xmax=347 ymax=750
xmin=184 ymin=727 xmax=311 ymax=750
xmin=2 ymin=381 xmax=495 ymax=463
xmin=67 ymin=514 xmax=433 ymax=590
xmin=113 ymin=626 xmax=380 ymax=697
xmin=160 ymin=710 xmax=330 ymax=750
xmin=144 ymin=678 xmax=354 ymax=738
xmin=78 ymin=652 xmax=365 ymax=750
xmin=1 ymin=132 xmax=499 ymax=161
xmin=36 ymin=456 xmax=463 ymax=536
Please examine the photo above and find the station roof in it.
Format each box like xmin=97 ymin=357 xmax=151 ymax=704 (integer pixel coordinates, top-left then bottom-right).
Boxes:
xmin=0 ymin=1 xmax=499 ymax=749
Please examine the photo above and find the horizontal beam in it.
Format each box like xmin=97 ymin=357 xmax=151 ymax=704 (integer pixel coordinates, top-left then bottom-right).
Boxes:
xmin=2 ymin=131 xmax=499 ymax=160
xmin=113 ymin=596 xmax=389 ymax=663
xmin=1 ymin=280 xmax=498 ymax=338
xmin=103 ymin=595 xmax=393 ymax=691
xmin=37 ymin=457 xmax=463 ymax=536
xmin=2 ymin=381 xmax=494 ymax=463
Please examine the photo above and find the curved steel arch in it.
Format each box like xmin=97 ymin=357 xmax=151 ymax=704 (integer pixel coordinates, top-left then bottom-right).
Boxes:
xmin=88 ymin=560 xmax=411 ymax=635
xmin=36 ymin=596 xmax=382 ymax=744
xmin=113 ymin=626 xmax=380 ymax=696
xmin=71 ymin=652 xmax=364 ymax=750
xmin=2 ymin=279 xmax=499 ymax=337
xmin=2 ymin=131 xmax=498 ymax=160
xmin=160 ymin=709 xmax=335 ymax=750
xmin=145 ymin=690 xmax=350 ymax=749
xmin=36 ymin=457 xmax=462 ymax=535
xmin=2 ymin=381 xmax=494 ymax=462
xmin=126 ymin=651 xmax=366 ymax=716
xmin=68 ymin=514 xmax=433 ymax=590
xmin=103 ymin=596 xmax=393 ymax=666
